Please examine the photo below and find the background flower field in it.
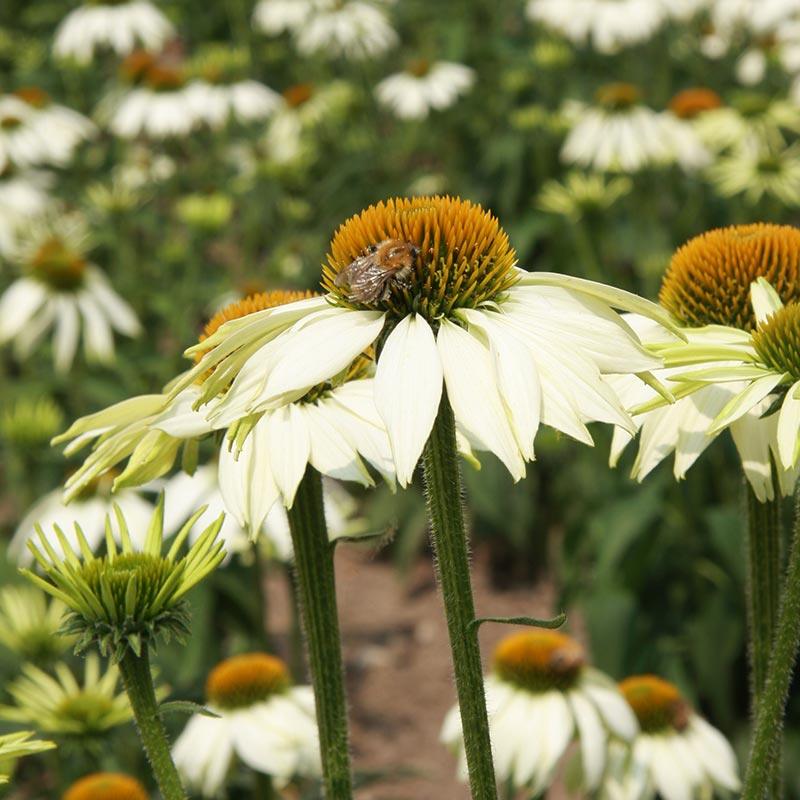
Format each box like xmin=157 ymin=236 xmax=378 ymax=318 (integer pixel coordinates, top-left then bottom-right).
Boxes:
xmin=1 ymin=0 xmax=799 ymax=796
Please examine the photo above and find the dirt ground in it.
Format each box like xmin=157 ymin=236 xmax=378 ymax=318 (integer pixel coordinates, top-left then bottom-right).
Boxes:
xmin=266 ymin=544 xmax=562 ymax=800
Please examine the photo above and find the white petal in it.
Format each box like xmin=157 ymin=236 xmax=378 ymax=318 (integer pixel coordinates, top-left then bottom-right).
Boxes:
xmin=568 ymin=690 xmax=607 ymax=790
xmin=0 ymin=279 xmax=47 ymax=340
xmin=750 ymin=277 xmax=783 ymax=324
xmin=437 ymin=319 xmax=525 ymax=480
xmin=777 ymin=381 xmax=800 ymax=468
xmin=267 ymin=405 xmax=311 ymax=507
xmin=375 ymin=314 xmax=443 ymax=487
xmin=303 ymin=403 xmax=372 ymax=485
xmin=53 ymin=296 xmax=80 ymax=372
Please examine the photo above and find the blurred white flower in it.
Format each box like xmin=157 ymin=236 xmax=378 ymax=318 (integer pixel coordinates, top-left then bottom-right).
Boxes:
xmin=253 ymin=0 xmax=397 ymax=60
xmin=173 ymin=653 xmax=320 ymax=795
xmin=0 ymin=92 xmax=94 ymax=171
xmin=442 ymin=630 xmax=637 ymax=794
xmin=375 ymin=60 xmax=475 ymax=120
xmin=659 ymin=113 xmax=713 ymax=172
xmin=0 ymin=213 xmax=141 ymax=371
xmin=561 ymin=86 xmax=673 ymax=172
xmin=53 ymin=1 xmax=175 ymax=64
xmin=0 ymin=169 xmax=53 ymax=257
xmin=184 ymin=79 xmax=280 ymax=129
xmin=599 ymin=675 xmax=740 ymax=800
xmin=10 ymin=481 xmax=154 ymax=565
xmin=527 ymin=0 xmax=666 ymax=54
xmin=711 ymin=0 xmax=800 ymax=36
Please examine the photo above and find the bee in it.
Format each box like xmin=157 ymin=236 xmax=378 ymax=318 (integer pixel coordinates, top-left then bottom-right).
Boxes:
xmin=334 ymin=239 xmax=419 ymax=304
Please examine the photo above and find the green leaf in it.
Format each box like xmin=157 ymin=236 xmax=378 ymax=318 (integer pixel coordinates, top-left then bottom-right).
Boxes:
xmin=158 ymin=700 xmax=220 ymax=719
xmin=468 ymin=612 xmax=566 ymax=632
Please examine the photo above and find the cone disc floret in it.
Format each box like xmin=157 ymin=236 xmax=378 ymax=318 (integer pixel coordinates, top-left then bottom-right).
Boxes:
xmin=668 ymin=88 xmax=723 ymax=119
xmin=206 ymin=652 xmax=290 ymax=710
xmin=595 ymin=82 xmax=641 ymax=111
xmin=21 ymin=497 xmax=225 ymax=662
xmin=322 ymin=195 xmax=518 ymax=321
xmin=619 ymin=675 xmax=690 ymax=734
xmin=753 ymin=303 xmax=800 ymax=381
xmin=660 ymin=224 xmax=800 ymax=330
xmin=493 ymin=630 xmax=586 ymax=693
xmin=64 ymin=772 xmax=148 ymax=800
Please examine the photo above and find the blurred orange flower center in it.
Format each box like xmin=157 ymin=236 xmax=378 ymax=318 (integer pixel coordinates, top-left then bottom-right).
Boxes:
xmin=206 ymin=653 xmax=290 ymax=709
xmin=619 ymin=675 xmax=690 ymax=733
xmin=493 ymin=630 xmax=585 ymax=692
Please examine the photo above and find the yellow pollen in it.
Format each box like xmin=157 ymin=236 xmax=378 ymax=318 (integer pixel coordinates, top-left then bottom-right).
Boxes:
xmin=323 ymin=195 xmax=518 ymax=320
xmin=63 ymin=772 xmax=148 ymax=800
xmin=14 ymin=86 xmax=50 ymax=108
xmin=206 ymin=653 xmax=290 ymax=709
xmin=660 ymin=224 xmax=800 ymax=330
xmin=29 ymin=236 xmax=87 ymax=290
xmin=595 ymin=82 xmax=641 ymax=110
xmin=668 ymin=88 xmax=723 ymax=119
xmin=493 ymin=630 xmax=585 ymax=692
xmin=195 ymin=290 xmax=317 ymax=360
xmin=619 ymin=675 xmax=690 ymax=733
xmin=283 ymin=83 xmax=314 ymax=107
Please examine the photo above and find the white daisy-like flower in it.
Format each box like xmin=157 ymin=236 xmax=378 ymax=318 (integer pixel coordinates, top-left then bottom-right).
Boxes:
xmin=53 ymin=1 xmax=174 ymax=64
xmin=609 ymin=225 xmax=800 ymax=502
xmin=0 ymin=213 xmax=141 ymax=371
xmin=375 ymin=60 xmax=475 ymax=120
xmin=710 ymin=0 xmax=800 ymax=36
xmin=184 ymin=79 xmax=280 ymax=129
xmin=0 ymin=168 xmax=53 ymax=256
xmin=659 ymin=88 xmax=722 ymax=172
xmin=526 ymin=0 xmax=667 ymax=54
xmin=102 ymin=50 xmax=201 ymax=139
xmin=10 ymin=479 xmax=154 ymax=565
xmin=561 ymin=85 xmax=674 ymax=173
xmin=177 ymin=196 xmax=675 ymax=489
xmin=56 ymin=290 xmax=395 ymax=534
xmin=0 ymin=92 xmax=94 ymax=171
xmin=441 ymin=630 xmax=638 ymax=794
xmin=173 ymin=652 xmax=320 ymax=795
xmin=599 ymin=675 xmax=740 ymax=800
xmin=254 ymin=0 xmax=397 ymax=60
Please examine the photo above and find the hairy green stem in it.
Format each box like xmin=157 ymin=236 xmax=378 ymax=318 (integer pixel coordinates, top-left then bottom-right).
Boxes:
xmin=422 ymin=394 xmax=498 ymax=800
xmin=118 ymin=646 xmax=186 ymax=800
xmin=743 ymin=489 xmax=800 ymax=799
xmin=745 ymin=486 xmax=782 ymax=709
xmin=287 ymin=467 xmax=353 ymax=799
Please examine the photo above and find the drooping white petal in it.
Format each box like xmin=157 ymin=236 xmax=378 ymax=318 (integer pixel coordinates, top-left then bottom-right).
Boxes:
xmin=730 ymin=408 xmax=777 ymax=503
xmin=568 ymin=690 xmax=607 ymax=790
xmin=53 ymin=296 xmax=80 ymax=372
xmin=151 ymin=388 xmax=215 ymax=438
xmin=647 ymin=735 xmax=693 ymax=800
xmin=437 ymin=318 xmax=525 ymax=480
xmin=0 ymin=278 xmax=47 ymax=340
xmin=709 ymin=373 xmax=785 ymax=434
xmin=267 ymin=404 xmax=311 ymax=506
xmin=375 ymin=314 xmax=443 ymax=487
xmin=686 ymin=716 xmax=741 ymax=791
xmin=302 ymin=402 xmax=372 ymax=486
xmin=777 ymin=380 xmax=800 ymax=468
xmin=528 ymin=691 xmax=574 ymax=796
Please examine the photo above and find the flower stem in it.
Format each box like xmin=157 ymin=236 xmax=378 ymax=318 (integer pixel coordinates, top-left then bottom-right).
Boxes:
xmin=422 ymin=393 xmax=497 ymax=800
xmin=743 ymin=489 xmax=800 ymax=799
xmin=745 ymin=485 xmax=782 ymax=708
xmin=118 ymin=645 xmax=186 ymax=800
xmin=287 ymin=466 xmax=353 ymax=799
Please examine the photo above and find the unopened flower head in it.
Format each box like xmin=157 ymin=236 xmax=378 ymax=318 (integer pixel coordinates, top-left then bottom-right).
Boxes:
xmin=537 ymin=172 xmax=632 ymax=221
xmin=21 ymin=496 xmax=225 ymax=662
xmin=599 ymin=675 xmax=740 ymax=799
xmin=0 ymin=731 xmax=55 ymax=784
xmin=0 ymin=654 xmax=132 ymax=735
xmin=64 ymin=772 xmax=148 ymax=800
xmin=173 ymin=652 xmax=320 ymax=794
xmin=442 ymin=630 xmax=637 ymax=793
xmin=0 ymin=585 xmax=72 ymax=662
xmin=1 ymin=396 xmax=64 ymax=446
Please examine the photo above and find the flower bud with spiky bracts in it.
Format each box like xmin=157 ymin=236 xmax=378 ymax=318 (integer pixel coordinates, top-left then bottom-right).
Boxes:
xmin=21 ymin=494 xmax=225 ymax=663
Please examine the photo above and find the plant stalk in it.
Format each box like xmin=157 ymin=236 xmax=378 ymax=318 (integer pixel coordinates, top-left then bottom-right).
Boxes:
xmin=422 ymin=393 xmax=498 ymax=800
xmin=118 ymin=645 xmax=186 ymax=800
xmin=287 ymin=466 xmax=353 ymax=799
xmin=743 ymin=488 xmax=800 ymax=799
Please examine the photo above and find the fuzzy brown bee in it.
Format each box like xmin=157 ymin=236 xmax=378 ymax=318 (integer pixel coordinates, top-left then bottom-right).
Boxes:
xmin=334 ymin=239 xmax=419 ymax=304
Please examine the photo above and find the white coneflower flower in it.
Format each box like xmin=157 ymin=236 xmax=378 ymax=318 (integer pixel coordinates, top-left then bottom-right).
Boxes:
xmin=561 ymin=85 xmax=673 ymax=173
xmin=707 ymin=139 xmax=800 ymax=206
xmin=711 ymin=0 xmax=800 ymax=36
xmin=254 ymin=0 xmax=397 ymax=60
xmin=526 ymin=0 xmax=666 ymax=54
xmin=609 ymin=225 xmax=800 ymax=502
xmin=53 ymin=0 xmax=174 ymax=64
xmin=64 ymin=773 xmax=148 ymax=800
xmin=103 ymin=50 xmax=200 ymax=139
xmin=0 ymin=92 xmax=94 ymax=171
xmin=599 ymin=675 xmax=740 ymax=800
xmin=538 ymin=171 xmax=632 ymax=220
xmin=179 ymin=195 xmax=675 ymax=488
xmin=660 ymin=88 xmax=722 ymax=172
xmin=375 ymin=60 xmax=474 ymax=120
xmin=10 ymin=477 xmax=154 ymax=565
xmin=173 ymin=652 xmax=320 ymax=795
xmin=0 ymin=655 xmax=133 ymax=735
xmin=0 ymin=213 xmax=141 ymax=371
xmin=0 ymin=168 xmax=53 ymax=256
xmin=56 ymin=290 xmax=395 ymax=533
xmin=441 ymin=630 xmax=637 ymax=794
